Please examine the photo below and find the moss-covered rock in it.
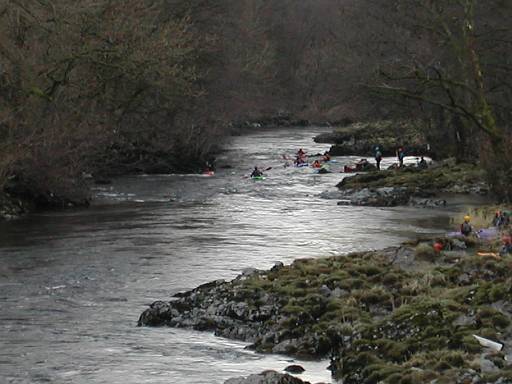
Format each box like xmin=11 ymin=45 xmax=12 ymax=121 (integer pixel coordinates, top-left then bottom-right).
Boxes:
xmin=337 ymin=160 xmax=486 ymax=195
xmin=140 ymin=241 xmax=512 ymax=383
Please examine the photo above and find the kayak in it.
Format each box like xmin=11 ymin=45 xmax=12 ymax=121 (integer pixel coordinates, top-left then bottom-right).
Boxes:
xmin=295 ymin=163 xmax=309 ymax=167
xmin=477 ymin=252 xmax=500 ymax=259
xmin=447 ymin=227 xmax=498 ymax=240
xmin=202 ymin=171 xmax=215 ymax=176
xmin=252 ymin=175 xmax=265 ymax=180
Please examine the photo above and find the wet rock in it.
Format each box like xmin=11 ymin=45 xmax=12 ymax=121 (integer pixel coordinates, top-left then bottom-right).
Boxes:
xmin=224 ymin=370 xmax=310 ymax=384
xmin=284 ymin=365 xmax=305 ymax=374
xmin=317 ymin=190 xmax=343 ymax=200
xmin=272 ymin=339 xmax=300 ymax=355
xmin=271 ymin=262 xmax=284 ymax=272
xmin=0 ymin=193 xmax=28 ymax=220
xmin=409 ymin=197 xmax=447 ymax=208
xmin=337 ymin=187 xmax=411 ymax=207
xmin=242 ymin=268 xmax=259 ymax=276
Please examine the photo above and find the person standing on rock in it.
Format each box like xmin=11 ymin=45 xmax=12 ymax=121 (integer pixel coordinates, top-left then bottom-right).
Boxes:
xmin=460 ymin=215 xmax=473 ymax=236
xmin=374 ymin=146 xmax=383 ymax=170
xmin=396 ymin=146 xmax=405 ymax=168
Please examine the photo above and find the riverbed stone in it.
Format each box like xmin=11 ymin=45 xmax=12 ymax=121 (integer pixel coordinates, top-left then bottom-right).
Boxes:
xmin=224 ymin=370 xmax=310 ymax=384
xmin=284 ymin=365 xmax=305 ymax=374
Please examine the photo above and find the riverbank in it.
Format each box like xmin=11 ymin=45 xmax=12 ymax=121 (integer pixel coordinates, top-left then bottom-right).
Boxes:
xmin=139 ymin=221 xmax=512 ymax=383
xmin=315 ymin=120 xmax=430 ymax=158
xmin=336 ymin=159 xmax=488 ymax=207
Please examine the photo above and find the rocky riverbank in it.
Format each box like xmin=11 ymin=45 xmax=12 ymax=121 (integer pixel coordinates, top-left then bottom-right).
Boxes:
xmin=315 ymin=120 xmax=430 ymax=158
xmin=336 ymin=160 xmax=488 ymax=207
xmin=0 ymin=175 xmax=91 ymax=220
xmin=0 ymin=192 xmax=29 ymax=220
xmin=139 ymin=225 xmax=512 ymax=383
xmin=224 ymin=371 xmax=311 ymax=384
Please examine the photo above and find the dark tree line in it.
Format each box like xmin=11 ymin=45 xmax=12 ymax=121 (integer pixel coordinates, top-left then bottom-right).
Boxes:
xmin=0 ymin=0 xmax=511 ymax=203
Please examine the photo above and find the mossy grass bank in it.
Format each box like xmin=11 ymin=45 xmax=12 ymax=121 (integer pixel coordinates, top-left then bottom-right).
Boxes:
xmin=140 ymin=227 xmax=512 ymax=383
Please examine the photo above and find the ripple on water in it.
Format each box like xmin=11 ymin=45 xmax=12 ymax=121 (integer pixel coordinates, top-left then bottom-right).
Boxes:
xmin=0 ymin=127 xmax=481 ymax=384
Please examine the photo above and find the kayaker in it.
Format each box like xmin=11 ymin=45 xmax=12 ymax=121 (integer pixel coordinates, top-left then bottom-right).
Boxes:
xmin=297 ymin=148 xmax=305 ymax=157
xmin=312 ymin=160 xmax=322 ymax=168
xmin=250 ymin=166 xmax=263 ymax=178
xmin=322 ymin=151 xmax=331 ymax=162
xmin=204 ymin=161 xmax=214 ymax=173
xmin=355 ymin=158 xmax=369 ymax=171
xmin=295 ymin=156 xmax=306 ymax=166
xmin=460 ymin=215 xmax=473 ymax=236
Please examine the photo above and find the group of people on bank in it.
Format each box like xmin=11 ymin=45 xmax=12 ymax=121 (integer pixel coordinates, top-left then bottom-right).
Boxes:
xmin=458 ymin=212 xmax=512 ymax=255
xmin=372 ymin=145 xmax=428 ymax=171
xmin=251 ymin=145 xmax=432 ymax=177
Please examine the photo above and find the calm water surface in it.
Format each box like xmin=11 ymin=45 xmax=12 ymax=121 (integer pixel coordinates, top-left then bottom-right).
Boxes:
xmin=0 ymin=127 xmax=477 ymax=383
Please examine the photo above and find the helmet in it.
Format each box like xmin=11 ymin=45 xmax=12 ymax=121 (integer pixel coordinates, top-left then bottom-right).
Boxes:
xmin=464 ymin=215 xmax=471 ymax=222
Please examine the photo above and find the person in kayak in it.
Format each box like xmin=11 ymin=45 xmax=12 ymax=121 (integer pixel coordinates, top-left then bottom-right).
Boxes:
xmin=203 ymin=160 xmax=214 ymax=173
xmin=312 ymin=160 xmax=322 ymax=168
xmin=295 ymin=155 xmax=306 ymax=166
xmin=460 ymin=215 xmax=473 ymax=236
xmin=322 ymin=151 xmax=331 ymax=162
xmin=250 ymin=166 xmax=263 ymax=178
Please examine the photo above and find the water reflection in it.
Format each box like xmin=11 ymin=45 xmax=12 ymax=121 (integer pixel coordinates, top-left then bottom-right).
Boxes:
xmin=0 ymin=127 xmax=480 ymax=383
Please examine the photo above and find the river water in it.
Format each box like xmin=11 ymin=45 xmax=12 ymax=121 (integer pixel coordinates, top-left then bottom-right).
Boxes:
xmin=0 ymin=127 xmax=478 ymax=384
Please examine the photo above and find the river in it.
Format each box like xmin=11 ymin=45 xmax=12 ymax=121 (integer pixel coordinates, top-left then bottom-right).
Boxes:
xmin=0 ymin=127 xmax=477 ymax=384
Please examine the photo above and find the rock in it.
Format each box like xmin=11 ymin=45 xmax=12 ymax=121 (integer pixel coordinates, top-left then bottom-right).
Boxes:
xmin=272 ymin=339 xmax=300 ymax=354
xmin=453 ymin=314 xmax=475 ymax=326
xmin=451 ymin=239 xmax=467 ymax=250
xmin=330 ymin=287 xmax=346 ymax=298
xmin=409 ymin=197 xmax=447 ymax=208
xmin=0 ymin=193 xmax=28 ymax=220
xmin=242 ymin=268 xmax=259 ymax=276
xmin=337 ymin=161 xmax=487 ymax=205
xmin=337 ymin=187 xmax=412 ymax=207
xmin=284 ymin=365 xmax=305 ymax=374
xmin=271 ymin=262 xmax=284 ymax=272
xmin=319 ymin=285 xmax=331 ymax=297
xmin=480 ymin=355 xmax=500 ymax=373
xmin=318 ymin=190 xmax=343 ymax=200
xmin=224 ymin=370 xmax=310 ymax=384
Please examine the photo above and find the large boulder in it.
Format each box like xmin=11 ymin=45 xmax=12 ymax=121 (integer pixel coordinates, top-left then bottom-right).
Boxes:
xmin=337 ymin=187 xmax=412 ymax=207
xmin=224 ymin=371 xmax=310 ymax=384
